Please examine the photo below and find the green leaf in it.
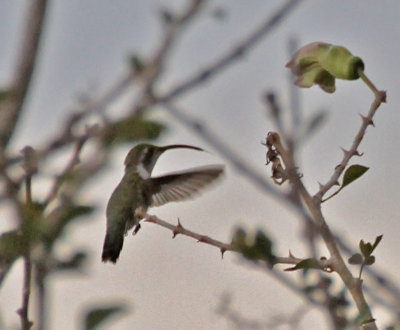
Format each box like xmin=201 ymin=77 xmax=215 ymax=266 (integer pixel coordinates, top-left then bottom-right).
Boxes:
xmin=84 ymin=304 xmax=128 ymax=330
xmin=20 ymin=202 xmax=46 ymax=247
xmin=232 ymin=227 xmax=276 ymax=266
xmin=0 ymin=230 xmax=25 ymax=263
xmin=365 ymin=255 xmax=376 ymax=266
xmin=371 ymin=234 xmax=383 ymax=251
xmin=231 ymin=227 xmax=246 ymax=248
xmin=254 ymin=230 xmax=273 ymax=254
xmin=55 ymin=251 xmax=87 ymax=272
xmin=285 ymin=258 xmax=322 ymax=271
xmin=254 ymin=230 xmax=276 ymax=266
xmin=348 ymin=253 xmax=363 ymax=265
xmin=342 ymin=165 xmax=369 ymax=189
xmin=102 ymin=116 xmax=165 ymax=147
xmin=359 ymin=240 xmax=373 ymax=258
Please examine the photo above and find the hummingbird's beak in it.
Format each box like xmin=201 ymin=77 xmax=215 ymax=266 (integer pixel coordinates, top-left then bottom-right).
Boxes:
xmin=160 ymin=144 xmax=204 ymax=152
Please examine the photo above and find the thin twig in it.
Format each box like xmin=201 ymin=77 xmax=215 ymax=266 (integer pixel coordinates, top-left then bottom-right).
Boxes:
xmin=158 ymin=0 xmax=303 ymax=103
xmin=315 ymin=90 xmax=386 ymax=201
xmin=17 ymin=148 xmax=36 ymax=329
xmin=130 ymin=0 xmax=206 ymax=116
xmin=35 ymin=262 xmax=47 ymax=330
xmin=18 ymin=257 xmax=32 ymax=330
xmin=144 ymin=214 xmax=320 ymax=268
xmin=43 ymin=136 xmax=88 ymax=206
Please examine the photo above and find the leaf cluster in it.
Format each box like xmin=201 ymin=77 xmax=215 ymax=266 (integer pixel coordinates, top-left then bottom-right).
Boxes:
xmin=232 ymin=227 xmax=276 ymax=267
xmin=348 ymin=235 xmax=383 ymax=278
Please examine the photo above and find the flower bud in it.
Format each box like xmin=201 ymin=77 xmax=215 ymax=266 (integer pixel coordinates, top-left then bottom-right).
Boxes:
xmin=286 ymin=42 xmax=365 ymax=93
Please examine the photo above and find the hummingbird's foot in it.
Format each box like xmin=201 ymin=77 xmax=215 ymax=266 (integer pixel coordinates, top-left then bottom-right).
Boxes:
xmin=133 ymin=224 xmax=141 ymax=235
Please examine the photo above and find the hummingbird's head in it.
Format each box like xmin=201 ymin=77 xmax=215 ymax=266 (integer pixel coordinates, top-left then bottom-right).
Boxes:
xmin=124 ymin=143 xmax=204 ymax=178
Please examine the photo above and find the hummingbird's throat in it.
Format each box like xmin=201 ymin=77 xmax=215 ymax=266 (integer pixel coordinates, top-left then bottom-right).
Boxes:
xmin=137 ymin=163 xmax=151 ymax=179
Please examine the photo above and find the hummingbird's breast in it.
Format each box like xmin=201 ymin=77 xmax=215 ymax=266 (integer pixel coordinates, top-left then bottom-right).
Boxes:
xmin=106 ymin=172 xmax=150 ymax=232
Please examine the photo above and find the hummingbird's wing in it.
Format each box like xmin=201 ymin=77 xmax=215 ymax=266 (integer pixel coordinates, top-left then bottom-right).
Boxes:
xmin=150 ymin=165 xmax=224 ymax=207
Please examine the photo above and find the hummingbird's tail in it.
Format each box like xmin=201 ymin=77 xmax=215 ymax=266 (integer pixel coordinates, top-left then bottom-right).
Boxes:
xmin=102 ymin=230 xmax=124 ymax=263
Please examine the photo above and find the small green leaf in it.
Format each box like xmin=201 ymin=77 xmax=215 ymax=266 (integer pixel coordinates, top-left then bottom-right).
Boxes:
xmin=254 ymin=230 xmax=272 ymax=253
xmin=0 ymin=230 xmax=25 ymax=264
xmin=348 ymin=253 xmax=363 ymax=265
xmin=359 ymin=240 xmax=373 ymax=258
xmin=342 ymin=165 xmax=369 ymax=188
xmin=231 ymin=227 xmax=246 ymax=247
xmin=55 ymin=251 xmax=87 ymax=272
xmin=365 ymin=255 xmax=375 ymax=266
xmin=254 ymin=230 xmax=276 ymax=266
xmin=84 ymin=304 xmax=128 ymax=330
xmin=371 ymin=234 xmax=383 ymax=251
xmin=232 ymin=227 xmax=276 ymax=266
xmin=285 ymin=258 xmax=322 ymax=271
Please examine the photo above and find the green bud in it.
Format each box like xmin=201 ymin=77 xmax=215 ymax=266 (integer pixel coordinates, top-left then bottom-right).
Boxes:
xmin=286 ymin=42 xmax=365 ymax=93
xmin=317 ymin=44 xmax=364 ymax=80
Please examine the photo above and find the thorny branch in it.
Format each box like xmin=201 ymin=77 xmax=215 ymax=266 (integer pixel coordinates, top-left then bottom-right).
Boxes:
xmin=315 ymin=91 xmax=386 ymax=202
xmin=264 ymin=85 xmax=386 ymax=329
xmin=144 ymin=214 xmax=329 ymax=269
xmin=144 ymin=214 xmax=330 ymax=307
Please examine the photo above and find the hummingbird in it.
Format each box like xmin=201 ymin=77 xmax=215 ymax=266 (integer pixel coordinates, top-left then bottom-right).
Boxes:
xmin=101 ymin=143 xmax=224 ymax=263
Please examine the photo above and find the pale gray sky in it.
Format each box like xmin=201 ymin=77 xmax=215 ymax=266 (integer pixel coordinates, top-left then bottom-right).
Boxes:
xmin=1 ymin=1 xmax=400 ymax=329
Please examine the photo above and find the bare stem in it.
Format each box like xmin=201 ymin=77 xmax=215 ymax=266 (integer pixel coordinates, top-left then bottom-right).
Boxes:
xmin=35 ymin=262 xmax=47 ymax=330
xmin=43 ymin=136 xmax=88 ymax=206
xmin=18 ymin=257 xmax=32 ymax=330
xmin=359 ymin=71 xmax=381 ymax=99
xmin=18 ymin=152 xmax=35 ymax=329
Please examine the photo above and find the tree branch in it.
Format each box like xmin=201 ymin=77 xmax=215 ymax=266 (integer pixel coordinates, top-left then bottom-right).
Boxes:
xmin=267 ymin=131 xmax=378 ymax=329
xmin=0 ymin=0 xmax=50 ymax=150
xmin=158 ymin=0 xmax=303 ymax=103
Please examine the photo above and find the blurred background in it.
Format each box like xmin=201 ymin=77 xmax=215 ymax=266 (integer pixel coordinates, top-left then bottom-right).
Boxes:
xmin=0 ymin=0 xmax=399 ymax=329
